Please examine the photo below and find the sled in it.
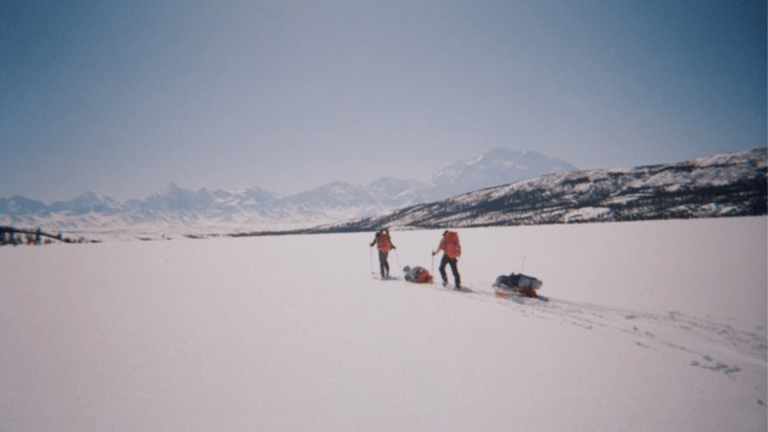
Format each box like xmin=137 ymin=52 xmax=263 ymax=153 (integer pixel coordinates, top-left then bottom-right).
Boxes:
xmin=494 ymin=286 xmax=549 ymax=302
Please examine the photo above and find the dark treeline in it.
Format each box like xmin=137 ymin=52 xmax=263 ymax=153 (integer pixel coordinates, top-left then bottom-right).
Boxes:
xmin=0 ymin=226 xmax=95 ymax=246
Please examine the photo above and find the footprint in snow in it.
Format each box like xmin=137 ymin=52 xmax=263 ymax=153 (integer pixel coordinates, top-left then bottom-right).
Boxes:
xmin=690 ymin=356 xmax=741 ymax=376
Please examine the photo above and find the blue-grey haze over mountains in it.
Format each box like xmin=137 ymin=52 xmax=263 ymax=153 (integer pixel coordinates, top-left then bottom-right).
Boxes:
xmin=1 ymin=0 xmax=765 ymax=202
xmin=2 ymin=147 xmax=577 ymax=208
xmin=0 ymin=147 xmax=763 ymax=241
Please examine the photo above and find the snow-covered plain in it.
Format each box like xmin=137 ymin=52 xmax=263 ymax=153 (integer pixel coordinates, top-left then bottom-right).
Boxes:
xmin=1 ymin=217 xmax=765 ymax=431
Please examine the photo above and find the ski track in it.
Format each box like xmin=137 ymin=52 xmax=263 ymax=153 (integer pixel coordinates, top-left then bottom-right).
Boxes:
xmin=382 ymin=276 xmax=767 ymax=381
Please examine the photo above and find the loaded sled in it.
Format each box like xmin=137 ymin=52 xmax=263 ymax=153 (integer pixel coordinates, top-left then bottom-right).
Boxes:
xmin=493 ymin=273 xmax=544 ymax=299
xmin=403 ymin=266 xmax=434 ymax=284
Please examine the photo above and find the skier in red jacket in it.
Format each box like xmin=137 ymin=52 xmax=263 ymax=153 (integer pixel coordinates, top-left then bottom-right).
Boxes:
xmin=370 ymin=228 xmax=396 ymax=279
xmin=433 ymin=230 xmax=461 ymax=289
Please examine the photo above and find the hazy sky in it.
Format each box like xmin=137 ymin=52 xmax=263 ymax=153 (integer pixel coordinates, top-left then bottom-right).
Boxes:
xmin=2 ymin=0 xmax=765 ymax=202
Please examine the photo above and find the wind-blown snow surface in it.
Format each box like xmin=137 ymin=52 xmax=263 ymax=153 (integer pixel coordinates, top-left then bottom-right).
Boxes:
xmin=1 ymin=217 xmax=765 ymax=431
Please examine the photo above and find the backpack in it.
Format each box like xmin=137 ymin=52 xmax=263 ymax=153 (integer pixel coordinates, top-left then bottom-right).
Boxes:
xmin=443 ymin=231 xmax=461 ymax=258
xmin=416 ymin=269 xmax=433 ymax=284
xmin=377 ymin=232 xmax=392 ymax=252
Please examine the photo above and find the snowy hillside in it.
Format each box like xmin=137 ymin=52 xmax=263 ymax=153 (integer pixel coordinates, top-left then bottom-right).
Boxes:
xmin=326 ymin=147 xmax=766 ymax=232
xmin=1 ymin=217 xmax=765 ymax=431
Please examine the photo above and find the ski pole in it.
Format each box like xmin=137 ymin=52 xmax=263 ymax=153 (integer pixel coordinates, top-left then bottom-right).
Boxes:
xmin=431 ymin=251 xmax=435 ymax=275
xmin=520 ymin=255 xmax=527 ymax=274
xmin=370 ymin=246 xmax=374 ymax=275
xmin=394 ymin=248 xmax=401 ymax=273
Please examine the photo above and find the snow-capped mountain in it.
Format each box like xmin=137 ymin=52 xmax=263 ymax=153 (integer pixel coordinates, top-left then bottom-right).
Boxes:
xmin=50 ymin=192 xmax=126 ymax=216
xmin=366 ymin=177 xmax=428 ymax=208
xmin=2 ymin=147 xmax=764 ymax=239
xmin=422 ymin=148 xmax=578 ymax=201
xmin=276 ymin=181 xmax=378 ymax=210
xmin=318 ymin=147 xmax=767 ymax=233
xmin=0 ymin=195 xmax=50 ymax=215
xmin=138 ymin=183 xmax=216 ymax=213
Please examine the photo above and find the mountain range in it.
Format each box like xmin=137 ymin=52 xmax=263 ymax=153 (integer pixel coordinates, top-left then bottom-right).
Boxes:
xmin=3 ymin=147 xmax=765 ymax=241
xmin=0 ymin=148 xmax=577 ymax=238
xmin=306 ymin=147 xmax=766 ymax=234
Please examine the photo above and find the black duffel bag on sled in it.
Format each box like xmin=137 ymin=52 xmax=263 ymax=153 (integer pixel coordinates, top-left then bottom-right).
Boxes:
xmin=493 ymin=273 xmax=543 ymax=299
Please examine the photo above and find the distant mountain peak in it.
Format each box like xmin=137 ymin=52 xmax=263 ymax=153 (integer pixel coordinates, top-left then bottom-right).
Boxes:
xmin=481 ymin=147 xmax=528 ymax=159
xmin=155 ymin=181 xmax=187 ymax=196
xmin=425 ymin=147 xmax=578 ymax=201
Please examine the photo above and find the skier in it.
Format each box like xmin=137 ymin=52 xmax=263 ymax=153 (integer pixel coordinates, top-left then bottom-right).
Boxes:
xmin=370 ymin=228 xmax=396 ymax=279
xmin=432 ymin=230 xmax=461 ymax=289
xmin=493 ymin=273 xmax=543 ymax=298
xmin=402 ymin=265 xmax=434 ymax=284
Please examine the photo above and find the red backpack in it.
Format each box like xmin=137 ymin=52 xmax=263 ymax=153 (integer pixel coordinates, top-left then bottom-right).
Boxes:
xmin=377 ymin=232 xmax=392 ymax=252
xmin=416 ymin=269 xmax=433 ymax=284
xmin=443 ymin=231 xmax=461 ymax=259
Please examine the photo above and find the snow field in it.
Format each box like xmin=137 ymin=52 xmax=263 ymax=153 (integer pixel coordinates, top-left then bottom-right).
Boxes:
xmin=0 ymin=217 xmax=765 ymax=431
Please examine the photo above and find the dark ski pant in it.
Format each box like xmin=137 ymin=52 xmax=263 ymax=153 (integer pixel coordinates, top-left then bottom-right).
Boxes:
xmin=439 ymin=254 xmax=460 ymax=288
xmin=378 ymin=250 xmax=390 ymax=277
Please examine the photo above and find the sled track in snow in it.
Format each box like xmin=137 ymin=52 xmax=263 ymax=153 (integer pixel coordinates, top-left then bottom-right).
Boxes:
xmin=422 ymin=282 xmax=767 ymax=376
xmin=541 ymin=299 xmax=765 ymax=359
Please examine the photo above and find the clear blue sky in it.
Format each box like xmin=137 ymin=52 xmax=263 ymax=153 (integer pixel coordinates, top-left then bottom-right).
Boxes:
xmin=1 ymin=0 xmax=765 ymax=202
